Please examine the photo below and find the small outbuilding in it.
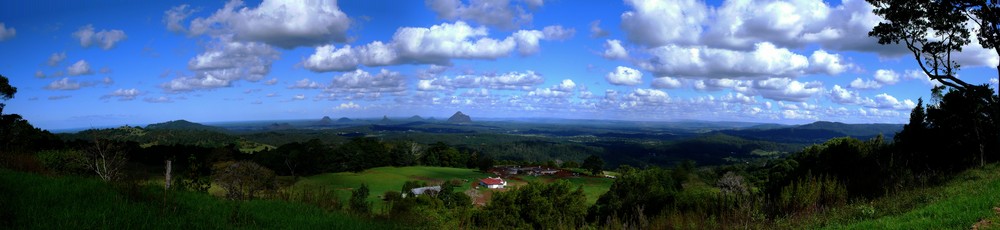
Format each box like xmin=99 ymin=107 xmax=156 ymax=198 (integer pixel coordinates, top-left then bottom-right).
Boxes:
xmin=405 ymin=186 xmax=441 ymax=198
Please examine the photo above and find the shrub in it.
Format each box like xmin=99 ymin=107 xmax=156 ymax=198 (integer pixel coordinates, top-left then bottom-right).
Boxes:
xmin=36 ymin=149 xmax=87 ymax=175
xmin=213 ymin=161 xmax=276 ymax=200
xmin=778 ymin=173 xmax=847 ymax=215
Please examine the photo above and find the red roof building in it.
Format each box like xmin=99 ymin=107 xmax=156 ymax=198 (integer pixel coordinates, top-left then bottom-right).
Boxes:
xmin=479 ymin=177 xmax=507 ymax=189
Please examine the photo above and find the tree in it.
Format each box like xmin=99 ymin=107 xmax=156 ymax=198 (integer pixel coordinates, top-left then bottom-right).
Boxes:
xmin=81 ymin=138 xmax=129 ymax=182
xmin=0 ymin=74 xmax=60 ymax=155
xmin=474 ymin=180 xmax=587 ymax=229
xmin=582 ymin=155 xmax=604 ymax=176
xmin=589 ymin=167 xmax=680 ymax=224
xmin=350 ymin=183 xmax=372 ymax=215
xmin=213 ymin=161 xmax=276 ymax=200
xmin=476 ymin=154 xmax=494 ymax=172
xmin=868 ymin=0 xmax=1000 ymax=94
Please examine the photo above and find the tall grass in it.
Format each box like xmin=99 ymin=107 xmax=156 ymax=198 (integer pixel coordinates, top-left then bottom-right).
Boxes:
xmin=812 ymin=163 xmax=1000 ymax=229
xmin=0 ymin=169 xmax=406 ymax=229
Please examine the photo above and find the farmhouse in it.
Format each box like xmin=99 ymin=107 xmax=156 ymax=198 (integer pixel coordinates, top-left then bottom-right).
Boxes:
xmin=479 ymin=177 xmax=507 ymax=189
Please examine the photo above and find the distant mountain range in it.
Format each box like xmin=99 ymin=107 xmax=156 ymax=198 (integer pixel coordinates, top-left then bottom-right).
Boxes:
xmin=719 ymin=121 xmax=903 ymax=143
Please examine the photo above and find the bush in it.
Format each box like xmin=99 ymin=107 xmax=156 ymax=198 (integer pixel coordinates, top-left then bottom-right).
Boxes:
xmin=777 ymin=173 xmax=847 ymax=215
xmin=36 ymin=149 xmax=87 ymax=175
xmin=213 ymin=161 xmax=276 ymax=200
xmin=350 ymin=183 xmax=371 ymax=215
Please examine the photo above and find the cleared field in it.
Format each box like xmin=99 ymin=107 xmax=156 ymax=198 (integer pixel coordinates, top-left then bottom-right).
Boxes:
xmin=293 ymin=166 xmax=615 ymax=205
xmin=293 ymin=166 xmax=493 ymax=204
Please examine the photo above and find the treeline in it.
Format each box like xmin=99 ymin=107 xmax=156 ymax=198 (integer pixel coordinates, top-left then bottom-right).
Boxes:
xmin=252 ymin=139 xmax=496 ymax=177
xmin=582 ymin=87 xmax=999 ymax=228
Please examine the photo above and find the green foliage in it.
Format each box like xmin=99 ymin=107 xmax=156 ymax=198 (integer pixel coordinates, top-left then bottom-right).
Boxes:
xmin=819 ymin=164 xmax=1000 ymax=229
xmin=293 ymin=166 xmax=491 ymax=205
xmin=589 ymin=166 xmax=680 ymax=223
xmin=582 ymin=154 xmax=604 ymax=176
xmin=476 ymin=154 xmax=494 ymax=172
xmin=212 ymin=161 xmax=276 ymax=200
xmin=562 ymin=160 xmax=580 ymax=169
xmin=0 ymin=74 xmax=15 ymax=101
xmin=924 ymin=86 xmax=999 ymax=169
xmin=421 ymin=142 xmax=466 ymax=168
xmin=778 ymin=173 xmax=848 ymax=215
xmin=349 ymin=183 xmax=371 ymax=215
xmin=254 ymin=139 xmax=330 ymax=176
xmin=437 ymin=180 xmax=471 ymax=209
xmin=173 ymin=154 xmax=211 ymax=193
xmin=769 ymin=136 xmax=889 ymax=198
xmin=474 ymin=180 xmax=588 ymax=229
xmin=36 ymin=149 xmax=87 ymax=175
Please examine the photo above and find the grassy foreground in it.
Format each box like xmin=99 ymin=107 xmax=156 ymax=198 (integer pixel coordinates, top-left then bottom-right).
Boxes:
xmin=0 ymin=169 xmax=403 ymax=229
xmin=816 ymin=163 xmax=1000 ymax=229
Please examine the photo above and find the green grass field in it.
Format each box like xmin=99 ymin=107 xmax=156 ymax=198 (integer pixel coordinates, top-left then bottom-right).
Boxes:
xmin=293 ymin=166 xmax=615 ymax=205
xmin=293 ymin=166 xmax=494 ymax=204
xmin=0 ymin=169 xmax=404 ymax=229
xmin=816 ymin=163 xmax=1000 ymax=229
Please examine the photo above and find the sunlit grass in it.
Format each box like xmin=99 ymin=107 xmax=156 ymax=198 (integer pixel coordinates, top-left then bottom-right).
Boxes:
xmin=817 ymin=164 xmax=1000 ymax=229
xmin=0 ymin=169 xmax=404 ymax=229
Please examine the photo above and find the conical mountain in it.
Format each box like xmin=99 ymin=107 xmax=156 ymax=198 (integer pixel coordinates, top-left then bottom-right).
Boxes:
xmin=447 ymin=111 xmax=472 ymax=123
xmin=319 ymin=116 xmax=333 ymax=124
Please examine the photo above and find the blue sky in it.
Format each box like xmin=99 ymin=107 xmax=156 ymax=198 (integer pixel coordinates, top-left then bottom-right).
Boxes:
xmin=0 ymin=0 xmax=997 ymax=130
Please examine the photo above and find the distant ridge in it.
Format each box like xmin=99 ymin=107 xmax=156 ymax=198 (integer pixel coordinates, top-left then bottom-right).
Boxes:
xmin=447 ymin=111 xmax=472 ymax=123
xmin=719 ymin=121 xmax=902 ymax=143
xmin=337 ymin=117 xmax=353 ymax=122
xmin=408 ymin=115 xmax=424 ymax=121
xmin=145 ymin=120 xmax=226 ymax=132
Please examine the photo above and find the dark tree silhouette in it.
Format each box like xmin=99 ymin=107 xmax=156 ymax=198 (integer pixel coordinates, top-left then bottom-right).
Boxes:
xmin=582 ymin=155 xmax=604 ymax=176
xmin=868 ymin=0 xmax=999 ymax=93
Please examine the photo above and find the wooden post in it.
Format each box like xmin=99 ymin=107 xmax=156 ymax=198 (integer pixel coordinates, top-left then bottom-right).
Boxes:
xmin=165 ymin=160 xmax=172 ymax=189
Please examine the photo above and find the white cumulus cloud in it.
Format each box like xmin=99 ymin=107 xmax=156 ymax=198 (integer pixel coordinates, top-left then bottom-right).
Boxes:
xmin=72 ymin=24 xmax=127 ymax=50
xmin=640 ymin=42 xmax=815 ymax=79
xmin=67 ymin=60 xmax=93 ymax=76
xmin=651 ymin=77 xmax=682 ymax=89
xmin=849 ymin=77 xmax=882 ymax=89
xmin=302 ymin=21 xmax=570 ymax=72
xmin=162 ymin=39 xmax=279 ymax=92
xmin=621 ymin=0 xmax=707 ymax=47
xmin=602 ymin=39 xmax=629 ymax=59
xmin=337 ymin=101 xmax=361 ymax=110
xmin=44 ymin=78 xmax=84 ymax=90
xmin=607 ymin=66 xmax=643 ymax=86
xmin=47 ymin=52 xmax=66 ymax=66
xmin=425 ymin=0 xmax=540 ymax=29
xmin=181 ymin=0 xmax=351 ymax=49
xmin=873 ymin=69 xmax=900 ymax=85
xmin=102 ymin=88 xmax=141 ymax=101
